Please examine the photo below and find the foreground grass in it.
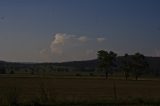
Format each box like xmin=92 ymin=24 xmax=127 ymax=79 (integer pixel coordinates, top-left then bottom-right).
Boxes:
xmin=1 ymin=97 xmax=160 ymax=106
xmin=0 ymin=75 xmax=160 ymax=105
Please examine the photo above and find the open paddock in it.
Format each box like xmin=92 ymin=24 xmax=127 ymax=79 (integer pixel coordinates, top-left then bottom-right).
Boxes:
xmin=0 ymin=75 xmax=160 ymax=105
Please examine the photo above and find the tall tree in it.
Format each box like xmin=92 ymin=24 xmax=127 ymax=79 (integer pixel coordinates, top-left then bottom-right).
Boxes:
xmin=97 ymin=50 xmax=117 ymax=79
xmin=131 ymin=53 xmax=149 ymax=80
xmin=121 ymin=54 xmax=131 ymax=80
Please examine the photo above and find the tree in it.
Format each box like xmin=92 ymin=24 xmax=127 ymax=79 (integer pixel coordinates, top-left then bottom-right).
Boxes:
xmin=97 ymin=50 xmax=117 ymax=79
xmin=0 ymin=63 xmax=6 ymax=74
xmin=0 ymin=67 xmax=6 ymax=74
xmin=131 ymin=53 xmax=149 ymax=80
xmin=121 ymin=54 xmax=131 ymax=80
xmin=10 ymin=70 xmax=15 ymax=74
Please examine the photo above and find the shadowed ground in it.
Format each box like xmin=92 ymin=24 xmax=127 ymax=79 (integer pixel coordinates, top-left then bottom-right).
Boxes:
xmin=0 ymin=75 xmax=160 ymax=105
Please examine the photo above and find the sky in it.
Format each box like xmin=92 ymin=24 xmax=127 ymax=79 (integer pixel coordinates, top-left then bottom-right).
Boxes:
xmin=0 ymin=0 xmax=160 ymax=62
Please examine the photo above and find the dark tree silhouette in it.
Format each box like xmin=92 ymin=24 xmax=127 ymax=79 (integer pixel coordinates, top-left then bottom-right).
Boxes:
xmin=131 ymin=53 xmax=149 ymax=80
xmin=0 ymin=62 xmax=6 ymax=74
xmin=0 ymin=67 xmax=6 ymax=74
xmin=10 ymin=70 xmax=15 ymax=74
xmin=121 ymin=54 xmax=131 ymax=80
xmin=97 ymin=50 xmax=117 ymax=79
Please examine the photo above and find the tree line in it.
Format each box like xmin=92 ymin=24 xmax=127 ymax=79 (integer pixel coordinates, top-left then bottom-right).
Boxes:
xmin=97 ymin=50 xmax=149 ymax=80
xmin=0 ymin=50 xmax=159 ymax=79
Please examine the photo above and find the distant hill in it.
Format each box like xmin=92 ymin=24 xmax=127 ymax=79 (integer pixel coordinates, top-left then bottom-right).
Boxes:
xmin=53 ymin=57 xmax=160 ymax=70
xmin=53 ymin=59 xmax=98 ymax=68
xmin=0 ymin=56 xmax=160 ymax=75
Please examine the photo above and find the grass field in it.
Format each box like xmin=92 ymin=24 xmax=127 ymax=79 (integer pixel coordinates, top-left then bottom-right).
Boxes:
xmin=0 ymin=75 xmax=160 ymax=105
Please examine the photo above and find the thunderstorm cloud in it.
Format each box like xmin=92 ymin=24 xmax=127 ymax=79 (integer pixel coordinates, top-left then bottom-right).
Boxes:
xmin=41 ymin=33 xmax=106 ymax=62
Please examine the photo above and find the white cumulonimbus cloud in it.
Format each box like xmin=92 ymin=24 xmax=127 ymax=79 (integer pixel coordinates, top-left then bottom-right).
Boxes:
xmin=50 ymin=33 xmax=66 ymax=54
xmin=50 ymin=33 xmax=89 ymax=55
xmin=40 ymin=33 xmax=106 ymax=62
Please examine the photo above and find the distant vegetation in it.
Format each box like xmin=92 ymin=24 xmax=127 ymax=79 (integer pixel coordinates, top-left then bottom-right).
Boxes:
xmin=97 ymin=50 xmax=149 ymax=80
xmin=0 ymin=50 xmax=160 ymax=79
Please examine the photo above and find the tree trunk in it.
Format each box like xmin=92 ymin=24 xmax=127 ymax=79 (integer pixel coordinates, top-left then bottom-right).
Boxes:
xmin=125 ymin=72 xmax=127 ymax=80
xmin=125 ymin=72 xmax=129 ymax=80
xmin=105 ymin=72 xmax=108 ymax=79
xmin=125 ymin=75 xmax=128 ymax=80
xmin=136 ymin=75 xmax=138 ymax=80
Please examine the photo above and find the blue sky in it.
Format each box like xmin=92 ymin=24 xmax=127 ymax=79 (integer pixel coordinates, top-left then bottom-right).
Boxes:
xmin=0 ymin=0 xmax=160 ymax=62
